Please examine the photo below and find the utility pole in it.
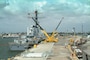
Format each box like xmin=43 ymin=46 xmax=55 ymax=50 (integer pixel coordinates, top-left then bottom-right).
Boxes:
xmin=73 ymin=27 xmax=75 ymax=37
xmin=82 ymin=23 xmax=83 ymax=38
xmin=67 ymin=29 xmax=68 ymax=36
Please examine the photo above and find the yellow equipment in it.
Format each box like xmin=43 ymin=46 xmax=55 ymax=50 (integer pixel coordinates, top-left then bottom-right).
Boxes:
xmin=32 ymin=17 xmax=64 ymax=42
xmin=69 ymin=38 xmax=74 ymax=45
xmin=42 ymin=30 xmax=58 ymax=42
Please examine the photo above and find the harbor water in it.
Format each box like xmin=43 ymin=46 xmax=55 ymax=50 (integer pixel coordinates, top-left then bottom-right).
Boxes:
xmin=0 ymin=37 xmax=22 ymax=60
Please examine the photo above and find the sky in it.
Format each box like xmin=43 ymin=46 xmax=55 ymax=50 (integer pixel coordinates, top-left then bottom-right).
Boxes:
xmin=0 ymin=0 xmax=90 ymax=33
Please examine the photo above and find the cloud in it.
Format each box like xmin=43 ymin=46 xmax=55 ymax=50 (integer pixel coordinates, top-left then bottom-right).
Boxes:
xmin=3 ymin=0 xmax=47 ymax=14
xmin=1 ymin=0 xmax=90 ymax=15
xmin=42 ymin=0 xmax=90 ymax=15
xmin=0 ymin=0 xmax=90 ymax=32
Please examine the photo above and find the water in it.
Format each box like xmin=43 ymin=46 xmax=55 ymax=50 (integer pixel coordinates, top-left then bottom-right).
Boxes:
xmin=0 ymin=37 xmax=22 ymax=60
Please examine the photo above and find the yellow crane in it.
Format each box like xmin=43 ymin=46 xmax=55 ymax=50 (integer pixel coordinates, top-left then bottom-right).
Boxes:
xmin=32 ymin=17 xmax=64 ymax=42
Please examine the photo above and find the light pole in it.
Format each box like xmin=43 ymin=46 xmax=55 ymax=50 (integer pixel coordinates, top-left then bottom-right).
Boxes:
xmin=82 ymin=23 xmax=83 ymax=38
xmin=73 ymin=27 xmax=75 ymax=37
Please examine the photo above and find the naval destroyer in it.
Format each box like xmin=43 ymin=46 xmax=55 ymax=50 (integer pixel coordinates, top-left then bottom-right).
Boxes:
xmin=9 ymin=11 xmax=44 ymax=51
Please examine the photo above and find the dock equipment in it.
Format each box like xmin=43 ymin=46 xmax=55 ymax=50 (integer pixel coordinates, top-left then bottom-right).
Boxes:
xmin=32 ymin=17 xmax=64 ymax=42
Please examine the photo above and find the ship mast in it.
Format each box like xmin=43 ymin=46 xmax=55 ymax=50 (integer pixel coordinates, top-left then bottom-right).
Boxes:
xmin=34 ymin=10 xmax=39 ymax=27
xmin=32 ymin=10 xmax=40 ymax=37
xmin=27 ymin=10 xmax=41 ymax=37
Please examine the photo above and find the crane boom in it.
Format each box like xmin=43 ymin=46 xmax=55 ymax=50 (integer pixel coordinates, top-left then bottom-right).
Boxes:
xmin=32 ymin=17 xmax=43 ymax=30
xmin=55 ymin=17 xmax=64 ymax=30
xmin=32 ymin=16 xmax=64 ymax=42
xmin=32 ymin=17 xmax=50 ymax=39
xmin=51 ymin=17 xmax=64 ymax=38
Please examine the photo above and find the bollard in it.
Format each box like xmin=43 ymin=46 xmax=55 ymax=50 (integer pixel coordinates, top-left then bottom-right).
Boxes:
xmin=33 ymin=44 xmax=37 ymax=48
xmin=8 ymin=58 xmax=10 ymax=60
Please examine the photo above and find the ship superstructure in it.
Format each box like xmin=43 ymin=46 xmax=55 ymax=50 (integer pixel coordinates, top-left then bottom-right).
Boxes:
xmin=9 ymin=10 xmax=44 ymax=51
